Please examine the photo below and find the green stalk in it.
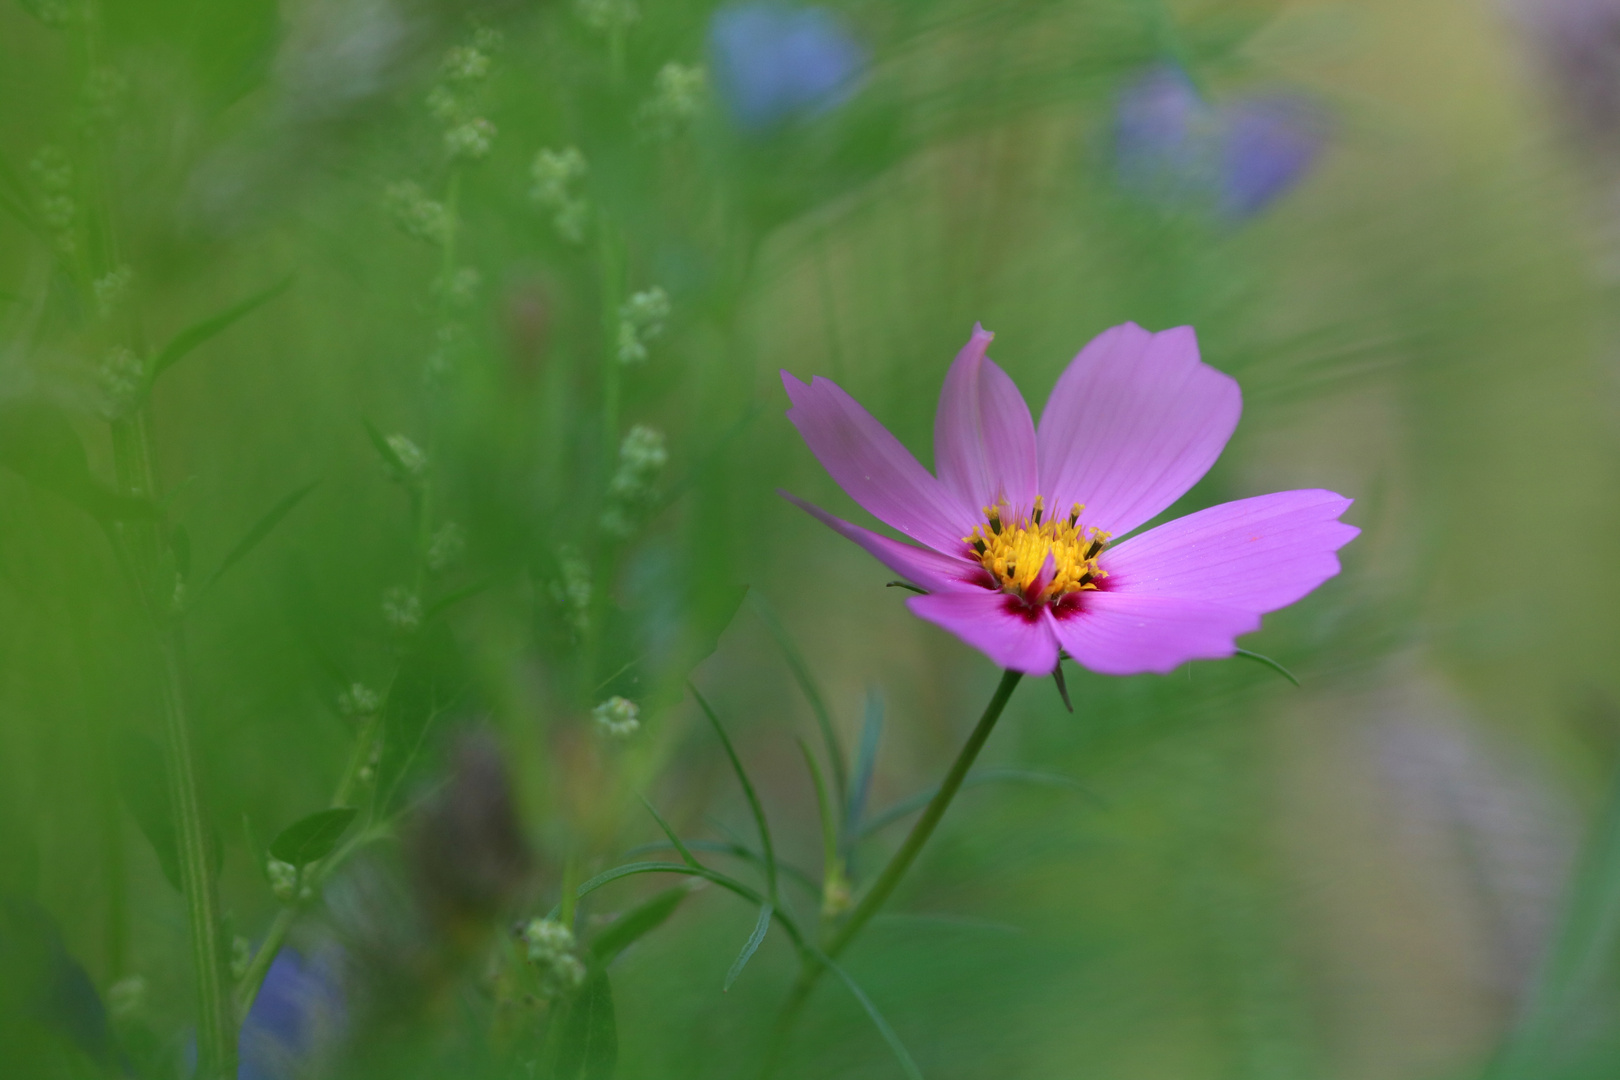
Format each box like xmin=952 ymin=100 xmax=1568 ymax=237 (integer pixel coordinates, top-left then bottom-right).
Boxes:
xmin=109 ymin=411 xmax=236 ymax=1079
xmin=760 ymin=669 xmax=1024 ymax=1077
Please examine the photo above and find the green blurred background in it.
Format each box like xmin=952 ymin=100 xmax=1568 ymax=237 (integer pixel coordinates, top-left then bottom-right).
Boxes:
xmin=5 ymin=0 xmax=1620 ymax=1077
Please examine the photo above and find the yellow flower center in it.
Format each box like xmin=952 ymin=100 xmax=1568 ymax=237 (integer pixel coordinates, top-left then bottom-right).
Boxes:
xmin=964 ymin=496 xmax=1110 ymax=605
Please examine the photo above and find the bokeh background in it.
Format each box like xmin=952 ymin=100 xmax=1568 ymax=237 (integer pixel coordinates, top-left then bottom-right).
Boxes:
xmin=5 ymin=0 xmax=1620 ymax=1078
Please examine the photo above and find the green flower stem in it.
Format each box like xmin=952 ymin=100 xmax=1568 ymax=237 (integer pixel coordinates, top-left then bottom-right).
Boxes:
xmin=108 ymin=412 xmax=236 ymax=1080
xmin=160 ymin=629 xmax=236 ymax=1080
xmin=761 ymin=668 xmax=1025 ymax=1077
xmin=235 ymin=706 xmax=383 ymax=1019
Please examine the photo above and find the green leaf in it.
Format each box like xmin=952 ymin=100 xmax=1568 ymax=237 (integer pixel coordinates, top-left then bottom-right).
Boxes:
xmin=809 ymin=949 xmax=923 ymax=1080
xmin=797 ymin=737 xmax=843 ymax=906
xmin=114 ymin=731 xmax=180 ymax=891
xmin=590 ymin=886 xmax=689 ymax=966
xmin=197 ymin=481 xmax=318 ymax=597
xmin=1233 ymin=648 xmax=1301 ymax=687
xmin=0 ymin=401 xmax=155 ymax=521
xmin=723 ymin=903 xmax=773 ymax=992
xmin=620 ymin=839 xmax=820 ymax=899
xmin=575 ymin=861 xmax=699 ymax=902
xmin=268 ymin=807 xmax=357 ymax=868
xmin=846 ymin=690 xmax=884 ymax=839
xmin=550 ymin=969 xmax=617 ymax=1080
xmin=147 ymin=275 xmax=293 ymax=382
xmin=689 ymin=684 xmax=777 ymax=902
xmin=750 ymin=590 xmax=847 ymax=803
xmin=638 ymin=797 xmax=700 ymax=869
xmin=424 ymin=575 xmax=499 ymax=622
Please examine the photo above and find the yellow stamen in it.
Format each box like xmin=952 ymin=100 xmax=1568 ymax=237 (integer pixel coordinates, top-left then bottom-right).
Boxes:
xmin=962 ymin=499 xmax=1110 ymax=605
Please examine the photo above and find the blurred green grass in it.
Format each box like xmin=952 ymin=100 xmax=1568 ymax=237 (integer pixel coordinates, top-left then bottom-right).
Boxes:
xmin=5 ymin=0 xmax=1620 ymax=1078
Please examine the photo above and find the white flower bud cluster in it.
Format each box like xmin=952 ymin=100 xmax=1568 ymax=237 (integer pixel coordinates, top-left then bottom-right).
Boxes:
xmin=76 ymin=66 xmax=129 ymax=130
xmin=600 ymin=425 xmax=668 ymax=537
xmin=383 ymin=586 xmax=423 ymax=634
xmin=427 ymin=39 xmax=499 ymax=162
xmin=575 ymin=0 xmax=638 ymax=31
xmin=433 ymin=266 xmax=482 ymax=309
xmin=550 ymin=545 xmax=592 ymax=639
xmin=385 ymin=432 xmax=429 ymax=480
xmin=427 ymin=520 xmax=466 ymax=573
xmin=96 ymin=346 xmax=143 ymax=420
xmin=591 ymin=695 xmax=640 ymax=739
xmin=93 ymin=265 xmax=132 ymax=320
xmin=530 ymin=147 xmax=589 ymax=244
xmin=268 ymin=858 xmax=299 ymax=902
xmin=521 ymin=917 xmax=588 ymax=997
xmin=30 ymin=146 xmax=77 ymax=255
xmin=615 ymin=287 xmax=670 ymax=366
xmin=338 ymin=682 xmax=380 ymax=717
xmin=383 ymin=181 xmax=452 ymax=246
xmin=638 ymin=63 xmax=707 ymax=138
xmin=230 ymin=935 xmax=252 ymax=980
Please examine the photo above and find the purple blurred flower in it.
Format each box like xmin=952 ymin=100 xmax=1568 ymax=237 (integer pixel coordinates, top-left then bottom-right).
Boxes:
xmin=708 ymin=3 xmax=867 ymax=132
xmin=1113 ymin=64 xmax=1329 ymax=219
xmin=239 ymin=948 xmax=343 ymax=1080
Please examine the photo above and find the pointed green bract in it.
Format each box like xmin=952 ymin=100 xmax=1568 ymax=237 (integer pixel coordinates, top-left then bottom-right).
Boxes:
xmin=268 ymin=806 xmax=357 ymax=868
xmin=147 ymin=275 xmax=293 ymax=382
xmin=196 ymin=481 xmax=318 ymax=599
xmin=1233 ymin=648 xmax=1301 ymax=686
xmin=724 ymin=903 xmax=773 ymax=992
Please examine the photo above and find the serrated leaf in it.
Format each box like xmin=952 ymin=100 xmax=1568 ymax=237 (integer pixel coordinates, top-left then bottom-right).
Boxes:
xmin=723 ymin=903 xmax=772 ymax=992
xmin=268 ymin=807 xmax=356 ymax=868
xmin=197 ymin=481 xmax=318 ymax=597
xmin=147 ymin=275 xmax=293 ymax=381
xmin=551 ymin=969 xmax=617 ymax=1080
xmin=590 ymin=886 xmax=688 ymax=966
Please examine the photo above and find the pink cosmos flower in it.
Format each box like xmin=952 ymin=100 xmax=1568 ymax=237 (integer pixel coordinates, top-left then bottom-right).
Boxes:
xmin=780 ymin=323 xmax=1358 ymax=676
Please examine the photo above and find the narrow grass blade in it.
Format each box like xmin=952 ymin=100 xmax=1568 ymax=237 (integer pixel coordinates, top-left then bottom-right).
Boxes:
xmin=846 ymin=689 xmax=884 ymax=840
xmin=148 ymin=275 xmax=293 ymax=381
xmin=724 ymin=903 xmax=773 ymax=991
xmin=1233 ymin=648 xmax=1300 ymax=687
xmin=362 ymin=418 xmax=413 ymax=480
xmin=857 ymin=768 xmax=1103 ymax=839
xmin=198 ymin=481 xmax=318 ymax=598
xmin=639 ymin=797 xmax=700 ymax=869
xmin=797 ymin=736 xmax=842 ymax=904
xmin=591 ymin=886 xmax=689 ymax=965
xmin=621 ymin=839 xmax=820 ymax=898
xmin=424 ymin=575 xmax=498 ymax=621
xmin=575 ymin=861 xmax=700 ymax=901
xmin=750 ymin=590 xmax=847 ymax=802
xmin=810 ymin=949 xmax=924 ymax=1080
xmin=690 ymin=683 xmax=777 ymax=902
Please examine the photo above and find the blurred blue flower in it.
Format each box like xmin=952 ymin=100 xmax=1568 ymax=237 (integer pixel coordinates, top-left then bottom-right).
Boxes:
xmin=239 ymin=948 xmax=344 ymax=1080
xmin=708 ymin=3 xmax=867 ymax=132
xmin=1112 ymin=64 xmax=1329 ymax=219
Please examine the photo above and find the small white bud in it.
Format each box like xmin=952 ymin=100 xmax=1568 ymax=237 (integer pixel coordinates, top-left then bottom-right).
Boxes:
xmin=230 ymin=935 xmax=252 ymax=980
xmin=268 ymin=858 xmax=299 ymax=902
xmin=96 ymin=346 xmax=144 ymax=420
xmin=638 ymin=63 xmax=708 ymax=137
xmin=427 ymin=521 xmax=466 ymax=573
xmin=107 ymin=975 xmax=147 ymax=1018
xmin=338 ymin=682 xmax=380 ymax=717
xmin=442 ymin=45 xmax=491 ymax=83
xmin=445 ymin=117 xmax=497 ymax=160
xmin=385 ymin=433 xmax=429 ymax=479
xmin=382 ymin=586 xmax=423 ymax=634
xmin=549 ymin=546 xmax=592 ymax=639
xmin=93 ymin=265 xmax=132 ymax=319
xmin=383 ymin=181 xmax=452 ymax=246
xmin=591 ymin=695 xmax=641 ymax=738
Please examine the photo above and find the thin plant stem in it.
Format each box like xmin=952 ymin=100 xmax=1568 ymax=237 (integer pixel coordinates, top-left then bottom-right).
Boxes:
xmin=760 ymin=668 xmax=1024 ymax=1077
xmin=108 ymin=409 xmax=236 ymax=1079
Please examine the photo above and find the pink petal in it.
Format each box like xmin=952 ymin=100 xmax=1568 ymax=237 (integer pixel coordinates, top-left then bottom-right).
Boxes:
xmin=782 ymin=371 xmax=977 ymax=554
xmin=933 ymin=324 xmax=1039 ymax=516
xmin=1036 ymin=323 xmax=1241 ymax=537
xmin=779 ymin=490 xmax=987 ymax=593
xmin=907 ymin=587 xmax=1060 ymax=673
xmin=1051 ymin=593 xmax=1260 ymax=675
xmin=1099 ymin=490 xmax=1357 ymax=612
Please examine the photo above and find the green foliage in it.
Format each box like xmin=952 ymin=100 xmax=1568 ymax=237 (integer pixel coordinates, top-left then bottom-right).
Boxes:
xmin=267 ymin=807 xmax=356 ymax=869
